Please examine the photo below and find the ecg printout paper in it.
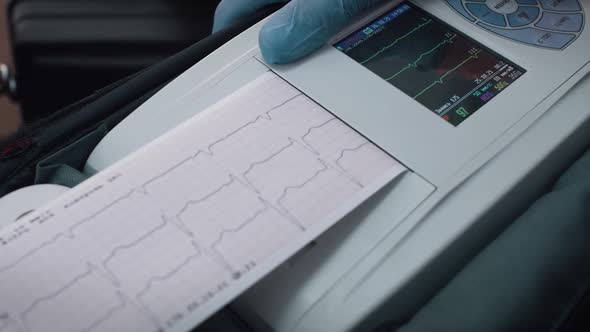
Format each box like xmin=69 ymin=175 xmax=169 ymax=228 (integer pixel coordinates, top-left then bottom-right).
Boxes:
xmin=0 ymin=71 xmax=406 ymax=332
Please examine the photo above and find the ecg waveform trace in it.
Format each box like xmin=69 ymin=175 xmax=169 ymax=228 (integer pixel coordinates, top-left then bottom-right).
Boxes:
xmin=0 ymin=71 xmax=406 ymax=332
xmin=335 ymin=2 xmax=526 ymax=126
xmin=385 ymin=33 xmax=457 ymax=81
xmin=359 ymin=17 xmax=431 ymax=65
xmin=413 ymin=49 xmax=483 ymax=99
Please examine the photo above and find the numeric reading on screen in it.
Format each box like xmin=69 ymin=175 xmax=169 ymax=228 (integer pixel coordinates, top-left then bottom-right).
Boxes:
xmin=335 ymin=2 xmax=525 ymax=126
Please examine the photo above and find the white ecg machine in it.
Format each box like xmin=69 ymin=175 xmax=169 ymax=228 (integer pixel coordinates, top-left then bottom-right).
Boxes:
xmin=1 ymin=0 xmax=590 ymax=331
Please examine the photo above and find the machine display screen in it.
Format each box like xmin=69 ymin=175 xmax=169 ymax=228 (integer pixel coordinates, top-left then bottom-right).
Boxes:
xmin=334 ymin=2 xmax=525 ymax=126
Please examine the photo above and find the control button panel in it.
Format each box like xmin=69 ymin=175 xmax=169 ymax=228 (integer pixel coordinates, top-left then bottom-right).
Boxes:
xmin=467 ymin=3 xmax=508 ymax=25
xmin=539 ymin=0 xmax=581 ymax=11
xmin=447 ymin=0 xmax=477 ymax=21
xmin=536 ymin=12 xmax=584 ymax=31
xmin=507 ymin=6 xmax=539 ymax=27
xmin=445 ymin=0 xmax=584 ymax=49
xmin=478 ymin=23 xmax=577 ymax=47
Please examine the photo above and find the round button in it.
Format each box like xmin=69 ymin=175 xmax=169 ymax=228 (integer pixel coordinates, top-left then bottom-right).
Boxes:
xmin=466 ymin=3 xmax=508 ymax=26
xmin=507 ymin=6 xmax=540 ymax=27
xmin=486 ymin=0 xmax=519 ymax=14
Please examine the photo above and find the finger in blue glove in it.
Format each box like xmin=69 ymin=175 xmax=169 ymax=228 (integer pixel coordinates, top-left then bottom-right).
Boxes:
xmin=259 ymin=0 xmax=385 ymax=64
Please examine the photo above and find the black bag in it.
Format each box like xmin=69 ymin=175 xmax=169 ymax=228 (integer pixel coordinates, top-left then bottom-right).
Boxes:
xmin=6 ymin=0 xmax=220 ymax=121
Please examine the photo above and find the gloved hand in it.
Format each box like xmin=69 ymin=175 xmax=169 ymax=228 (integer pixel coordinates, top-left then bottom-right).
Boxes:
xmin=213 ymin=0 xmax=385 ymax=64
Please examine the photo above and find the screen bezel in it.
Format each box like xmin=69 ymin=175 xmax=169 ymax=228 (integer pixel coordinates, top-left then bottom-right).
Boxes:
xmin=262 ymin=0 xmax=589 ymax=185
xmin=332 ymin=2 xmax=526 ymax=126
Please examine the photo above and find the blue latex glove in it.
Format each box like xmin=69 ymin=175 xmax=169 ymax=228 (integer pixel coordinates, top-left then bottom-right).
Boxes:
xmin=213 ymin=0 xmax=385 ymax=64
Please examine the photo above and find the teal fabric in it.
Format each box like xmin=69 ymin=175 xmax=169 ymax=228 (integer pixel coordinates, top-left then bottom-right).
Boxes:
xmin=397 ymin=149 xmax=590 ymax=332
xmin=35 ymin=164 xmax=89 ymax=188
xmin=35 ymin=125 xmax=108 ymax=187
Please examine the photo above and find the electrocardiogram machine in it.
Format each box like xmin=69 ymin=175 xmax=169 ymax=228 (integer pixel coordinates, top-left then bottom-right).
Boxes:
xmin=1 ymin=0 xmax=590 ymax=331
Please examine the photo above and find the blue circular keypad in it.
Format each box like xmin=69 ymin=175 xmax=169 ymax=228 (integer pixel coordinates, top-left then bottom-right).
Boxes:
xmin=445 ymin=0 xmax=585 ymax=49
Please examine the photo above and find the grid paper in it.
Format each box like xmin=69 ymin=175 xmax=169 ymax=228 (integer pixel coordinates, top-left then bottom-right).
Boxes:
xmin=0 ymin=72 xmax=406 ymax=332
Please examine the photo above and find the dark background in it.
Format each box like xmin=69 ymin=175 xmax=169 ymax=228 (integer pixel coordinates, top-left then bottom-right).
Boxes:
xmin=0 ymin=5 xmax=21 ymax=140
